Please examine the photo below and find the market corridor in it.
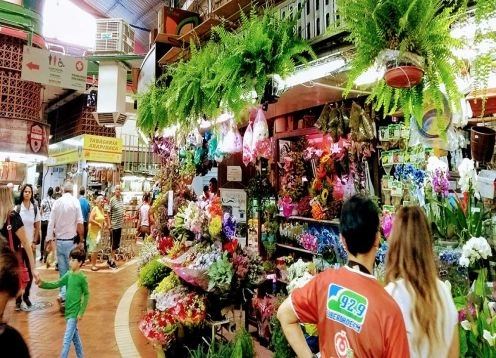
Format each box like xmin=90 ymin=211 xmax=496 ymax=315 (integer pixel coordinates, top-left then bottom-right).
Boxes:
xmin=4 ymin=260 xmax=156 ymax=358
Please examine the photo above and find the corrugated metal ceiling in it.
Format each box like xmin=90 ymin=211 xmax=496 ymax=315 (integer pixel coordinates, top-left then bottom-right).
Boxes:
xmin=72 ymin=0 xmax=187 ymax=53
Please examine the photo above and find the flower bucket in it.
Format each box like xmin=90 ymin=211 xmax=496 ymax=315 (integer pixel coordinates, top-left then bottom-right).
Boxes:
xmin=471 ymin=126 xmax=496 ymax=163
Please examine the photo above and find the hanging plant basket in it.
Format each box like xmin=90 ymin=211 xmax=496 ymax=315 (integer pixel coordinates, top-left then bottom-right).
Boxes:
xmin=379 ymin=50 xmax=425 ymax=89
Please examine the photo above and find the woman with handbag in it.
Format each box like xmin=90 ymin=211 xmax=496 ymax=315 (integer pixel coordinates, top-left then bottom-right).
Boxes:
xmin=0 ymin=186 xmax=39 ymax=311
xmin=87 ymin=195 xmax=105 ymax=271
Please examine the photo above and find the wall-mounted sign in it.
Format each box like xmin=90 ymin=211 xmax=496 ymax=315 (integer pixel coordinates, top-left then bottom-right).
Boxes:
xmin=0 ymin=118 xmax=49 ymax=158
xmin=220 ymin=188 xmax=247 ymax=223
xmin=21 ymin=45 xmax=87 ymax=91
xmin=226 ymin=166 xmax=242 ymax=182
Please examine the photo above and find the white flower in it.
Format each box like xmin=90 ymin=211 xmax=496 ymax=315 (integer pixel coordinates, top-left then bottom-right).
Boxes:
xmin=427 ymin=156 xmax=448 ymax=173
xmin=461 ymin=320 xmax=472 ymax=331
xmin=457 ymin=158 xmax=477 ymax=193
xmin=483 ymin=330 xmax=496 ymax=346
xmin=459 ymin=256 xmax=470 ymax=267
xmin=488 ymin=302 xmax=496 ymax=317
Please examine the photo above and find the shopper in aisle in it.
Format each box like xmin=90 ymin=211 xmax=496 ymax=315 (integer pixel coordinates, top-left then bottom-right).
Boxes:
xmin=40 ymin=187 xmax=55 ymax=264
xmin=138 ymin=192 xmax=154 ymax=239
xmin=53 ymin=186 xmax=62 ymax=200
xmin=107 ymin=185 xmax=124 ymax=269
xmin=87 ymin=195 xmax=105 ymax=271
xmin=0 ymin=242 xmax=31 ymax=357
xmin=277 ymin=195 xmax=410 ymax=358
xmin=78 ymin=187 xmax=91 ymax=253
xmin=208 ymin=178 xmax=219 ymax=198
xmin=37 ymin=247 xmax=89 ymax=358
xmin=384 ymin=206 xmax=459 ymax=357
xmin=0 ymin=186 xmax=39 ymax=311
xmin=46 ymin=181 xmax=84 ymax=311
xmin=14 ymin=184 xmax=41 ymax=309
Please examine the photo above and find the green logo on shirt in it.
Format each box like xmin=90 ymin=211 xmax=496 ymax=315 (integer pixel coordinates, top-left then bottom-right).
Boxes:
xmin=327 ymin=284 xmax=369 ymax=332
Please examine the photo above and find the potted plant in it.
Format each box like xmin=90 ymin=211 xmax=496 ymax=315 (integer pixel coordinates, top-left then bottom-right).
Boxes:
xmin=339 ymin=0 xmax=469 ymax=126
xmin=136 ymin=81 xmax=168 ymax=136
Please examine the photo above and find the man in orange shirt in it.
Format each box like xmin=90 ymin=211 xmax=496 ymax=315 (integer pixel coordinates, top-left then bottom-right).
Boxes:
xmin=277 ymin=195 xmax=410 ymax=358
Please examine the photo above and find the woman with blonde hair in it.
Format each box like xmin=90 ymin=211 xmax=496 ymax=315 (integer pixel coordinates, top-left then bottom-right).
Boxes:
xmin=0 ymin=186 xmax=39 ymax=310
xmin=385 ymin=206 xmax=458 ymax=357
xmin=87 ymin=195 xmax=105 ymax=271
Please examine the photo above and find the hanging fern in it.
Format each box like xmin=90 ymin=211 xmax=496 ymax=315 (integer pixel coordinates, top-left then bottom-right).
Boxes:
xmin=339 ymin=0 xmax=470 ymax=126
xmin=136 ymin=81 xmax=168 ymax=136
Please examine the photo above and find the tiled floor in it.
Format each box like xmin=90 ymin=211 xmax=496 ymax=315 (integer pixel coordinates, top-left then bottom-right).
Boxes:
xmin=4 ymin=259 xmax=273 ymax=357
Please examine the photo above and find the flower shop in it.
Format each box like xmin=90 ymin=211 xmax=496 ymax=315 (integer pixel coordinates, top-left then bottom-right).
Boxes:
xmin=133 ymin=1 xmax=496 ymax=357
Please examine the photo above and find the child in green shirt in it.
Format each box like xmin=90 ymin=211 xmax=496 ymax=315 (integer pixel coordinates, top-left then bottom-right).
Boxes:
xmin=38 ymin=247 xmax=89 ymax=358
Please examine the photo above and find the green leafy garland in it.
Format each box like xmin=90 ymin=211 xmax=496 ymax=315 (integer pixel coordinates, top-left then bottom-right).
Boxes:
xmin=136 ymin=6 xmax=315 ymax=135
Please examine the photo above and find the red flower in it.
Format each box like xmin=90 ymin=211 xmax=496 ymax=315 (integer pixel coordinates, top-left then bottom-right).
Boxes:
xmin=223 ymin=239 xmax=238 ymax=254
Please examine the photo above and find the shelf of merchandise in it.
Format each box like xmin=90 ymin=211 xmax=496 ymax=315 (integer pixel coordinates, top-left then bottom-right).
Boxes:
xmin=276 ymin=243 xmax=316 ymax=255
xmin=277 ymin=214 xmax=340 ymax=225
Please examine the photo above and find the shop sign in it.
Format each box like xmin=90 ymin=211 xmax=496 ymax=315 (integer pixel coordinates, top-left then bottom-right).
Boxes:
xmin=0 ymin=161 xmax=26 ymax=184
xmin=226 ymin=166 xmax=242 ymax=182
xmin=82 ymin=134 xmax=122 ymax=164
xmin=0 ymin=118 xmax=49 ymax=157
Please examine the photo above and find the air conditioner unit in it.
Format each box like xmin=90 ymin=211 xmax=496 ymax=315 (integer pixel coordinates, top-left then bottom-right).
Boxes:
xmin=93 ymin=61 xmax=128 ymax=127
xmin=95 ymin=18 xmax=135 ymax=54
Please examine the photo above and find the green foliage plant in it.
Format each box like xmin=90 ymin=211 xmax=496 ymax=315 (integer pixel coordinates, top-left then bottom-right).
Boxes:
xmin=138 ymin=257 xmax=170 ymax=290
xmin=136 ymin=6 xmax=315 ymax=135
xmin=339 ymin=0 xmax=469 ymax=127
xmin=187 ymin=328 xmax=254 ymax=357
xmin=207 ymin=251 xmax=234 ymax=292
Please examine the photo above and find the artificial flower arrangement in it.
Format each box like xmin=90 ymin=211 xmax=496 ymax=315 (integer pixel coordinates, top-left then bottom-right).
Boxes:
xmin=455 ymin=237 xmax=496 ymax=358
xmin=278 ymin=138 xmax=308 ymax=207
xmin=298 ymin=232 xmax=318 ymax=253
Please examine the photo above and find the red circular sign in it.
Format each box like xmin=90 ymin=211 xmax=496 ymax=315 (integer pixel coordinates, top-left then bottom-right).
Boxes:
xmin=75 ymin=60 xmax=84 ymax=72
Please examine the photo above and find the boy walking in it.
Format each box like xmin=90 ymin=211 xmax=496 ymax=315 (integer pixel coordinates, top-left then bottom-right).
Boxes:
xmin=37 ymin=247 xmax=89 ymax=358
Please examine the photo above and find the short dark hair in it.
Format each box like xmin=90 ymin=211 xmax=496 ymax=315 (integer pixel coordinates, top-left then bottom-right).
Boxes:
xmin=79 ymin=187 xmax=86 ymax=195
xmin=0 ymin=242 xmax=20 ymax=297
xmin=203 ymin=185 xmax=209 ymax=193
xmin=70 ymin=247 xmax=86 ymax=264
xmin=47 ymin=187 xmax=54 ymax=196
xmin=209 ymin=178 xmax=217 ymax=186
xmin=339 ymin=195 xmax=379 ymax=256
xmin=143 ymin=192 xmax=151 ymax=202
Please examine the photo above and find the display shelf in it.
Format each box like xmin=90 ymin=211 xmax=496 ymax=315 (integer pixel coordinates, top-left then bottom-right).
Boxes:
xmin=154 ymin=33 xmax=181 ymax=45
xmin=158 ymin=46 xmax=188 ymax=65
xmin=274 ymin=127 xmax=321 ymax=140
xmin=277 ymin=214 xmax=340 ymax=225
xmin=276 ymin=243 xmax=315 ymax=255
xmin=179 ymin=17 xmax=221 ymax=44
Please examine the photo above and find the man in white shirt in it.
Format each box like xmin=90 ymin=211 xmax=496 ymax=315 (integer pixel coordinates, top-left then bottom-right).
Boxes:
xmin=46 ymin=181 xmax=84 ymax=306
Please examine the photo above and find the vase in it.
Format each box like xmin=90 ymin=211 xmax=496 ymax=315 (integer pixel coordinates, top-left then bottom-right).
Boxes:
xmin=471 ymin=126 xmax=496 ymax=163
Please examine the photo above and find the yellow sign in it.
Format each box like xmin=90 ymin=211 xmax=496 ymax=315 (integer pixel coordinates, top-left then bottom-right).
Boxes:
xmin=49 ymin=135 xmax=122 ymax=165
xmin=82 ymin=135 xmax=122 ymax=164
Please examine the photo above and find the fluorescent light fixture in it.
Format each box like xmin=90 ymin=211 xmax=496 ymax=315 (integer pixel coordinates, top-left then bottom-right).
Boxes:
xmin=0 ymin=151 xmax=48 ymax=164
xmin=354 ymin=66 xmax=385 ymax=86
xmin=284 ymin=55 xmax=346 ymax=88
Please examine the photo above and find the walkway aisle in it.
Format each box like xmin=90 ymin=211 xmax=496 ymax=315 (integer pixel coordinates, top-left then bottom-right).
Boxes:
xmin=4 ymin=260 xmax=155 ymax=358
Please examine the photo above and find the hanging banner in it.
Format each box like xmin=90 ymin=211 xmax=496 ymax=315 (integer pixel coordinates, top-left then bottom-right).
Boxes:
xmin=0 ymin=118 xmax=49 ymax=158
xmin=82 ymin=134 xmax=122 ymax=163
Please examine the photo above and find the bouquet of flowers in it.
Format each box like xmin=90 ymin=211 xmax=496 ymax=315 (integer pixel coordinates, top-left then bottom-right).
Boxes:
xmin=139 ymin=310 xmax=177 ymax=347
xmin=173 ymin=291 xmax=207 ymax=326
xmin=303 ymin=146 xmax=324 ymax=161
xmin=157 ymin=235 xmax=175 ymax=256
xmin=138 ymin=239 xmax=160 ymax=270
xmin=174 ymin=201 xmax=206 ymax=237
xmin=155 ymin=286 xmax=189 ymax=311
xmin=152 ymin=272 xmax=181 ymax=296
xmin=208 ymin=251 xmax=234 ymax=293
xmin=298 ymin=233 xmax=318 ymax=253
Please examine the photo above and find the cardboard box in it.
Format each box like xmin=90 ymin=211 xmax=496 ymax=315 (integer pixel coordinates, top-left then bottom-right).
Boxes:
xmin=477 ymin=170 xmax=496 ymax=198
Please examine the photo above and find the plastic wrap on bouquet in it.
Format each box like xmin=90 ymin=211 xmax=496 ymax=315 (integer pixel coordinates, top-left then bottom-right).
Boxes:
xmin=243 ymin=122 xmax=255 ymax=166
xmin=172 ymin=266 xmax=210 ymax=291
